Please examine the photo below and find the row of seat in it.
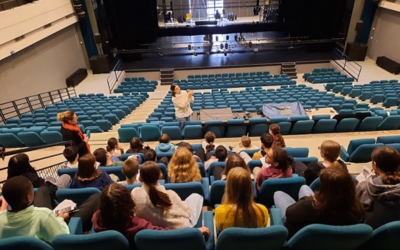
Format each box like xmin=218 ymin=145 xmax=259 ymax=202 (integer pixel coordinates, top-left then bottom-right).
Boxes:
xmin=185 ymin=71 xmax=273 ymax=80
xmin=176 ymin=79 xmax=297 ymax=90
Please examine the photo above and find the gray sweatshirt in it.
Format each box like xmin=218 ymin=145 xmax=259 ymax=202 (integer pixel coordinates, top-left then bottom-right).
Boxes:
xmin=356 ymin=176 xmax=400 ymax=229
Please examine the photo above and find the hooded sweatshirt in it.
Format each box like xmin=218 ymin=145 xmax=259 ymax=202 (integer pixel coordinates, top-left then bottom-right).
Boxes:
xmin=155 ymin=143 xmax=176 ymax=153
xmin=356 ymin=176 xmax=400 ymax=229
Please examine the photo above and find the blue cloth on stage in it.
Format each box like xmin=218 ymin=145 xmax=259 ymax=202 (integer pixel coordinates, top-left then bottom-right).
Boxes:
xmin=262 ymin=102 xmax=307 ymax=120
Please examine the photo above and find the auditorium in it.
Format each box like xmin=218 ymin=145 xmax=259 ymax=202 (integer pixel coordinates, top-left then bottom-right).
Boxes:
xmin=1 ymin=0 xmax=400 ymax=249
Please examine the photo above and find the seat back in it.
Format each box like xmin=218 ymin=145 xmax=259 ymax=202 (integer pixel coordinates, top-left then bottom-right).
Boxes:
xmin=226 ymin=119 xmax=246 ymax=137
xmin=41 ymin=131 xmax=63 ymax=144
xmin=335 ymin=118 xmax=359 ymax=132
xmin=359 ymin=221 xmax=400 ymax=250
xmin=377 ymin=135 xmax=400 ymax=144
xmin=286 ymin=224 xmax=373 ymax=250
xmin=257 ymin=177 xmax=306 ymax=207
xmin=290 ymin=120 xmax=314 ymax=134
xmin=285 ymin=148 xmax=309 ymax=157
xmin=56 ymin=187 xmax=101 ymax=207
xmin=183 ymin=125 xmax=202 ymax=139
xmin=118 ymin=128 xmax=139 ymax=142
xmin=215 ymin=226 xmax=288 ymax=250
xmin=209 ymin=180 xmax=226 ymax=207
xmin=0 ymin=236 xmax=54 ymax=250
xmin=161 ymin=126 xmax=182 ymax=140
xmin=205 ymin=120 xmax=225 ymax=138
xmin=0 ymin=133 xmax=25 ymax=148
xmin=357 ymin=116 xmax=383 ymax=131
xmin=164 ymin=181 xmax=204 ymax=200
xmin=313 ymin=119 xmax=337 ymax=133
xmin=18 ymin=132 xmax=46 ymax=147
xmin=309 ymin=177 xmax=321 ymax=192
xmin=141 ymin=125 xmax=161 ymax=141
xmin=52 ymin=230 xmax=130 ymax=250
xmin=209 ymin=161 xmax=226 ymax=176
xmin=349 ymin=143 xmax=384 ymax=163
xmin=248 ymin=118 xmax=269 ymax=136
xmin=377 ymin=116 xmax=400 ymax=130
xmin=347 ymin=138 xmax=376 ymax=155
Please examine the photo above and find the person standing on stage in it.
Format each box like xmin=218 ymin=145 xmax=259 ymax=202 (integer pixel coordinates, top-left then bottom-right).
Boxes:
xmin=171 ymin=84 xmax=194 ymax=129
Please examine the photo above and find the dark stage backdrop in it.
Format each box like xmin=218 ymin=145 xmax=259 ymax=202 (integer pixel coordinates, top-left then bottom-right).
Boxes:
xmin=102 ymin=0 xmax=158 ymax=50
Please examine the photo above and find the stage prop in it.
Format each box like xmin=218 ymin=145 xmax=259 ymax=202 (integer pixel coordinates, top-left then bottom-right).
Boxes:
xmin=262 ymin=102 xmax=307 ymax=120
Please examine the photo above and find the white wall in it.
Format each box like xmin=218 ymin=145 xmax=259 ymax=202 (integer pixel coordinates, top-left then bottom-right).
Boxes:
xmin=0 ymin=25 xmax=86 ymax=103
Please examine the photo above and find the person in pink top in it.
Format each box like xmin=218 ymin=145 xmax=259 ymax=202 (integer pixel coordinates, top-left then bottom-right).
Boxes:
xmin=256 ymin=146 xmax=293 ymax=190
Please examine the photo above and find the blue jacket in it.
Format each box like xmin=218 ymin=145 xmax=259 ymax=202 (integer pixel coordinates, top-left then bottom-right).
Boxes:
xmin=155 ymin=143 xmax=176 ymax=153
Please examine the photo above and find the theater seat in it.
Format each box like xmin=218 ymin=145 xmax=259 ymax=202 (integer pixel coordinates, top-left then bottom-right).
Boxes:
xmin=290 ymin=120 xmax=314 ymax=134
xmin=182 ymin=125 xmax=202 ymax=139
xmin=0 ymin=236 xmax=54 ymax=250
xmin=18 ymin=132 xmax=46 ymax=147
xmin=118 ymin=128 xmax=139 ymax=142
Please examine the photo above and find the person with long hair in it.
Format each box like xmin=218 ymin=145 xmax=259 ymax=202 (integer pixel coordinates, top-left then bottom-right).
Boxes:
xmin=357 ymin=146 xmax=400 ymax=229
xmin=178 ymin=142 xmax=202 ymax=163
xmin=168 ymin=147 xmax=202 ymax=183
xmin=219 ymin=153 xmax=251 ymax=181
xmin=131 ymin=162 xmax=206 ymax=230
xmin=57 ymin=110 xmax=90 ymax=157
xmin=93 ymin=148 xmax=123 ymax=167
xmin=196 ymin=131 xmax=224 ymax=162
xmin=171 ymin=84 xmax=194 ymax=129
xmin=274 ymin=167 xmax=364 ymax=238
xmin=255 ymin=146 xmax=293 ymax=190
xmin=269 ymin=124 xmax=286 ymax=148
xmin=69 ymin=154 xmax=114 ymax=191
xmin=106 ymin=137 xmax=124 ymax=159
xmin=215 ymin=167 xmax=269 ymax=231
xmin=126 ymin=137 xmax=149 ymax=156
xmin=303 ymin=140 xmax=347 ymax=185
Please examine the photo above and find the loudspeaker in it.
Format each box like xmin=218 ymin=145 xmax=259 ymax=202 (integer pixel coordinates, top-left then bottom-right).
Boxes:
xmin=89 ymin=55 xmax=111 ymax=74
xmin=345 ymin=42 xmax=368 ymax=61
xmin=355 ymin=20 xmax=363 ymax=31
xmin=66 ymin=69 xmax=88 ymax=87
xmin=376 ymin=56 xmax=400 ymax=74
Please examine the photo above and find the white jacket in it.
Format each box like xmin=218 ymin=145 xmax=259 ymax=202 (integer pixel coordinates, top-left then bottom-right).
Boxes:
xmin=172 ymin=91 xmax=194 ymax=118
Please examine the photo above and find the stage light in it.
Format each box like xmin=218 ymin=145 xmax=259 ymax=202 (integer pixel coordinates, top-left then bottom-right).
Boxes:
xmin=254 ymin=48 xmax=258 ymax=53
xmin=193 ymin=51 xmax=197 ymax=56
xmin=226 ymin=35 xmax=229 ymax=40
xmin=225 ymin=43 xmax=228 ymax=49
xmin=220 ymin=43 xmax=223 ymax=50
xmin=249 ymin=41 xmax=252 ymax=48
xmin=188 ymin=44 xmax=192 ymax=50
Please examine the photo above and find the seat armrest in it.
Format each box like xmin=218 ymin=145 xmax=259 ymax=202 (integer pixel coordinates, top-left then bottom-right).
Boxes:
xmin=68 ymin=217 xmax=82 ymax=235
xmin=210 ymin=176 xmax=215 ymax=184
xmin=270 ymin=208 xmax=284 ymax=226
xmin=204 ymin=211 xmax=215 ymax=250
xmin=340 ymin=145 xmax=349 ymax=161
xmin=202 ymin=177 xmax=210 ymax=206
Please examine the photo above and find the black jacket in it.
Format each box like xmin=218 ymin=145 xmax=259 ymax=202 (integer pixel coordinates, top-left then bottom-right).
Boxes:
xmin=60 ymin=126 xmax=88 ymax=157
xmin=304 ymin=160 xmax=347 ymax=186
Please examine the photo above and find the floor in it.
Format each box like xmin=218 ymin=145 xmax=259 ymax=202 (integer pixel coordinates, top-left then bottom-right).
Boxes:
xmin=1 ymin=57 xmax=400 ymax=182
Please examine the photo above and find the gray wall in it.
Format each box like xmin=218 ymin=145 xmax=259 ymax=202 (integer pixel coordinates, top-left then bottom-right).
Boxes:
xmin=368 ymin=8 xmax=400 ymax=62
xmin=0 ymin=25 xmax=86 ymax=103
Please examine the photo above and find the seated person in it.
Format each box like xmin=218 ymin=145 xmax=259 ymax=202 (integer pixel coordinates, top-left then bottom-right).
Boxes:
xmin=107 ymin=137 xmax=124 ymax=161
xmin=196 ymin=132 xmax=223 ymax=162
xmin=270 ymin=124 xmax=286 ymax=147
xmin=93 ymin=183 xmax=209 ymax=247
xmin=205 ymin=145 xmax=228 ymax=171
xmin=126 ymin=137 xmax=150 ymax=154
xmin=118 ymin=158 xmax=140 ymax=185
xmin=231 ymin=136 xmax=258 ymax=153
xmin=131 ymin=161 xmax=204 ymax=229
xmin=155 ymin=134 xmax=176 ymax=154
xmin=274 ymin=167 xmax=364 ymax=238
xmin=144 ymin=149 xmax=169 ymax=166
xmin=215 ymin=168 xmax=269 ymax=232
xmin=94 ymin=148 xmax=124 ymax=167
xmin=62 ymin=146 xmax=79 ymax=168
xmin=168 ymin=147 xmax=202 ymax=183
xmin=241 ymin=133 xmax=273 ymax=162
xmin=302 ymin=140 xmax=347 ymax=185
xmin=0 ymin=176 xmax=69 ymax=242
xmin=179 ymin=142 xmax=202 ymax=163
xmin=218 ymin=153 xmax=252 ymax=181
xmin=70 ymin=154 xmax=114 ymax=191
xmin=357 ymin=146 xmax=400 ymax=229
xmin=255 ymin=146 xmax=293 ymax=190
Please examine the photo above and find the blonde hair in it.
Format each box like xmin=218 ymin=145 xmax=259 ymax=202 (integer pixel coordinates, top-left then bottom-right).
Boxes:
xmin=57 ymin=111 xmax=75 ymax=122
xmin=168 ymin=147 xmax=202 ymax=183
xmin=241 ymin=136 xmax=251 ymax=148
xmin=320 ymin=140 xmax=342 ymax=168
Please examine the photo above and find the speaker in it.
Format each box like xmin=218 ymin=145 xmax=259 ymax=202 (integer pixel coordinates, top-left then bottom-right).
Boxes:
xmin=89 ymin=55 xmax=111 ymax=74
xmin=355 ymin=20 xmax=363 ymax=31
xmin=376 ymin=56 xmax=400 ymax=74
xmin=66 ymin=69 xmax=88 ymax=87
xmin=345 ymin=42 xmax=368 ymax=61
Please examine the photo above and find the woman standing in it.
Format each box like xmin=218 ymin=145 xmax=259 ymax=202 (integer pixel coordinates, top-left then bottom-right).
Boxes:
xmin=171 ymin=84 xmax=194 ymax=129
xmin=57 ymin=111 xmax=90 ymax=157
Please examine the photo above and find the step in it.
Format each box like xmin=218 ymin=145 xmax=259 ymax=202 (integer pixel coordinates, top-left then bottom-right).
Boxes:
xmin=160 ymin=68 xmax=174 ymax=72
xmin=161 ymin=73 xmax=174 ymax=78
xmin=282 ymin=69 xmax=297 ymax=73
xmin=281 ymin=62 xmax=296 ymax=66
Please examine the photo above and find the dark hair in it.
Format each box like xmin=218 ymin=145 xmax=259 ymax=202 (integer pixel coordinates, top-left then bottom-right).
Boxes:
xmin=215 ymin=145 xmax=228 ymax=162
xmin=77 ymin=154 xmax=101 ymax=181
xmin=205 ymin=131 xmax=216 ymax=152
xmin=159 ymin=134 xmax=171 ymax=143
xmin=178 ymin=142 xmax=193 ymax=153
xmin=3 ymin=176 xmax=33 ymax=211
xmin=122 ymin=158 xmax=139 ymax=179
xmin=222 ymin=153 xmax=251 ymax=177
xmin=270 ymin=124 xmax=286 ymax=147
xmin=313 ymin=167 xmax=364 ymax=222
xmin=93 ymin=148 xmax=108 ymax=166
xmin=140 ymin=161 xmax=172 ymax=213
xmin=129 ymin=137 xmax=145 ymax=154
xmin=260 ymin=133 xmax=274 ymax=149
xmin=271 ymin=147 xmax=293 ymax=172
xmin=98 ymin=183 xmax=135 ymax=230
xmin=107 ymin=137 xmax=118 ymax=152
xmin=7 ymin=153 xmax=37 ymax=179
xmin=170 ymin=84 xmax=178 ymax=97
xmin=144 ymin=149 xmax=157 ymax=162
xmin=63 ymin=146 xmax=79 ymax=163
xmin=371 ymin=146 xmax=400 ymax=184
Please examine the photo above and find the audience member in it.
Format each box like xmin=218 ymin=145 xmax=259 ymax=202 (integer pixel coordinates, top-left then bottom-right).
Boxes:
xmin=357 ymin=146 xmax=400 ymax=229
xmin=215 ymin=168 xmax=269 ymax=232
xmin=218 ymin=153 xmax=251 ymax=181
xmin=205 ymin=145 xmax=228 ymax=171
xmin=274 ymin=167 xmax=364 ymax=238
xmin=107 ymin=137 xmax=124 ymax=160
xmin=168 ymin=147 xmax=202 ymax=183
xmin=94 ymin=148 xmax=123 ymax=167
xmin=0 ymin=176 xmax=69 ymax=242
xmin=126 ymin=137 xmax=149 ymax=154
xmin=269 ymin=124 xmax=286 ymax=147
xmin=119 ymin=158 xmax=140 ymax=185
xmin=62 ymin=146 xmax=79 ymax=169
xmin=144 ymin=148 xmax=169 ymax=166
xmin=155 ymin=134 xmax=176 ymax=154
xmin=244 ymin=133 xmax=273 ymax=161
xmin=69 ymin=154 xmax=114 ymax=191
xmin=57 ymin=110 xmax=90 ymax=157
xmin=178 ymin=142 xmax=202 ymax=163
xmin=196 ymin=131 xmax=226 ymax=162
xmin=231 ymin=136 xmax=258 ymax=153
xmin=255 ymin=147 xmax=293 ymax=190
xmin=131 ymin=162 xmax=206 ymax=230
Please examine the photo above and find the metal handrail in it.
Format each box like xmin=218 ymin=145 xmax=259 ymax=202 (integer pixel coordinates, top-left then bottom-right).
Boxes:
xmin=107 ymin=59 xmax=123 ymax=94
xmin=331 ymin=48 xmax=362 ymax=81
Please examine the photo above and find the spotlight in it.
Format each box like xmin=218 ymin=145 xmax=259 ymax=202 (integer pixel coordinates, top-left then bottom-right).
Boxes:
xmin=226 ymin=35 xmax=229 ymax=40
xmin=254 ymin=48 xmax=258 ymax=53
xmin=193 ymin=51 xmax=197 ymax=56
xmin=188 ymin=44 xmax=192 ymax=50
xmin=224 ymin=50 xmax=227 ymax=56
xmin=220 ymin=43 xmax=224 ymax=50
xmin=225 ymin=43 xmax=228 ymax=49
xmin=249 ymin=41 xmax=252 ymax=48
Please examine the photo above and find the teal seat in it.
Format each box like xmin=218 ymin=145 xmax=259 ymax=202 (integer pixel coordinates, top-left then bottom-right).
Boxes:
xmin=118 ymin=127 xmax=139 ymax=142
xmin=357 ymin=116 xmax=383 ymax=131
xmin=95 ymin=120 xmax=112 ymax=131
xmin=341 ymin=142 xmax=384 ymax=163
xmin=0 ymin=236 xmax=54 ymax=250
xmin=161 ymin=126 xmax=182 ymax=140
xmin=359 ymin=221 xmax=400 ymax=250
xmin=17 ymin=132 xmax=46 ymax=147
xmin=183 ymin=125 xmax=202 ymax=139
xmin=257 ymin=177 xmax=306 ymax=207
xmin=40 ymin=131 xmax=63 ymax=144
xmin=377 ymin=116 xmax=400 ymax=130
xmin=141 ymin=125 xmax=161 ymax=141
xmin=226 ymin=119 xmax=246 ymax=137
xmin=377 ymin=135 xmax=400 ymax=144
xmin=56 ymin=188 xmax=101 ymax=207
xmin=290 ymin=120 xmax=314 ymax=134
xmin=164 ymin=179 xmax=209 ymax=206
xmin=335 ymin=118 xmax=359 ymax=132
xmin=205 ymin=120 xmax=225 ymax=138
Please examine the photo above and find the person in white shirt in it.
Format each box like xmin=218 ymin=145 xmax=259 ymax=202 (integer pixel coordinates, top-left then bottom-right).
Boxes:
xmin=62 ymin=146 xmax=79 ymax=169
xmin=171 ymin=84 xmax=194 ymax=129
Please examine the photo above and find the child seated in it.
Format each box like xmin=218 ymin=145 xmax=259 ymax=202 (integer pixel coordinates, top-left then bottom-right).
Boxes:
xmin=155 ymin=134 xmax=176 ymax=154
xmin=94 ymin=148 xmax=124 ymax=167
xmin=62 ymin=146 xmax=79 ymax=168
xmin=232 ymin=136 xmax=258 ymax=153
xmin=107 ymin=137 xmax=124 ymax=160
xmin=0 ymin=176 xmax=69 ymax=242
xmin=205 ymin=145 xmax=228 ymax=171
xmin=118 ymin=158 xmax=140 ymax=185
xmin=144 ymin=149 xmax=169 ymax=166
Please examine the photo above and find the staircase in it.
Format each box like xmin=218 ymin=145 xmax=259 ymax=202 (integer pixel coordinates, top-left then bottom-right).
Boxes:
xmin=281 ymin=62 xmax=298 ymax=79
xmin=160 ymin=68 xmax=174 ymax=85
